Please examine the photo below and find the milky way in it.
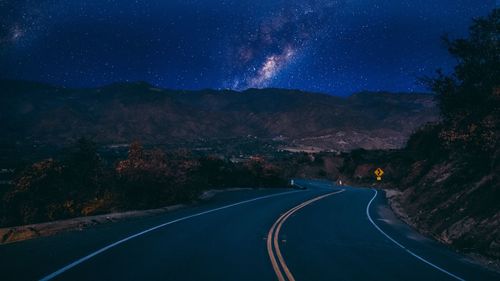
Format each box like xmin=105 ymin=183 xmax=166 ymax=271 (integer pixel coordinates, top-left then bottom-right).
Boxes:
xmin=0 ymin=0 xmax=496 ymax=95
xmin=227 ymin=0 xmax=338 ymax=89
xmin=0 ymin=0 xmax=50 ymax=48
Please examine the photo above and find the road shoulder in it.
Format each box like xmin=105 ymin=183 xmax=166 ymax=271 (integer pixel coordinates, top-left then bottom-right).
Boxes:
xmin=0 ymin=187 xmax=254 ymax=244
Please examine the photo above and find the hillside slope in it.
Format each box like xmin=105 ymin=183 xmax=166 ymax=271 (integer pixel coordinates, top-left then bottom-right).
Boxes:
xmin=331 ymin=130 xmax=499 ymax=261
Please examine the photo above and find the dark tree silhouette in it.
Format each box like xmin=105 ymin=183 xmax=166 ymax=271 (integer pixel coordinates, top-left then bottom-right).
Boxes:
xmin=424 ymin=9 xmax=499 ymax=154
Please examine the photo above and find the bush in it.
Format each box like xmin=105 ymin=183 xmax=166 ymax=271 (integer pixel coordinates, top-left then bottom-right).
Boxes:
xmin=0 ymin=140 xmax=288 ymax=227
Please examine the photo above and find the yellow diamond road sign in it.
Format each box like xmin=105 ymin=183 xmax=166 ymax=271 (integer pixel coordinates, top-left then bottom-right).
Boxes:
xmin=374 ymin=168 xmax=384 ymax=181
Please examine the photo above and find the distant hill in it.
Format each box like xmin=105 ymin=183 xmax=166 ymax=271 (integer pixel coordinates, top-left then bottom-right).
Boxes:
xmin=0 ymin=80 xmax=438 ymax=151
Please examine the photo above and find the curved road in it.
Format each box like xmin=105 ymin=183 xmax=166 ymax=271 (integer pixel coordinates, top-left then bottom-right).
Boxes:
xmin=0 ymin=180 xmax=498 ymax=281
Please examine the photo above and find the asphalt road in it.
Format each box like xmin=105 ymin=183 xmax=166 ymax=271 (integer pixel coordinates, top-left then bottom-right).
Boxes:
xmin=0 ymin=180 xmax=498 ymax=281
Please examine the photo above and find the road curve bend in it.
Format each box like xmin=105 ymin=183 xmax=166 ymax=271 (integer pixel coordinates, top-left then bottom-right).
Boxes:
xmin=0 ymin=180 xmax=498 ymax=281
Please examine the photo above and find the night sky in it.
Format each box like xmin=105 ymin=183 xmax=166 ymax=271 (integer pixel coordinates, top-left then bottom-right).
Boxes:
xmin=0 ymin=1 xmax=496 ymax=96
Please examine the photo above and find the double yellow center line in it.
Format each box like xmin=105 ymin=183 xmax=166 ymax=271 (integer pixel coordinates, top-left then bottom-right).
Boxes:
xmin=266 ymin=189 xmax=345 ymax=281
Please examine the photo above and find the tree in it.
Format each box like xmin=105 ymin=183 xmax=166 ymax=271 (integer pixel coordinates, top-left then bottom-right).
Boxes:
xmin=424 ymin=9 xmax=499 ymax=154
xmin=1 ymin=137 xmax=108 ymax=226
xmin=64 ymin=137 xmax=103 ymax=196
xmin=2 ymin=159 xmax=69 ymax=225
xmin=116 ymin=141 xmax=146 ymax=175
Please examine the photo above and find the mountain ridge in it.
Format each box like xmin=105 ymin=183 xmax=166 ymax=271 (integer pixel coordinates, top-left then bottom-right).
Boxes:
xmin=0 ymin=80 xmax=438 ymax=151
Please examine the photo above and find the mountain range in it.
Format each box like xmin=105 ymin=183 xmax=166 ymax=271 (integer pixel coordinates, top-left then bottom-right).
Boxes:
xmin=0 ymin=80 xmax=438 ymax=152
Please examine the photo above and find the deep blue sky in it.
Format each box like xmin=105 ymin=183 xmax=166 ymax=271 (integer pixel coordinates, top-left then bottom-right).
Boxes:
xmin=0 ymin=0 xmax=496 ymax=95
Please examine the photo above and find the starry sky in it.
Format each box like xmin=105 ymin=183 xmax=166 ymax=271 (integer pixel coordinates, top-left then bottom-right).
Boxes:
xmin=0 ymin=0 xmax=496 ymax=95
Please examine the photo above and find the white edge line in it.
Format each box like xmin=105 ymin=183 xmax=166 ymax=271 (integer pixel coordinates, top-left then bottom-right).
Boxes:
xmin=366 ymin=189 xmax=466 ymax=281
xmin=39 ymin=189 xmax=302 ymax=281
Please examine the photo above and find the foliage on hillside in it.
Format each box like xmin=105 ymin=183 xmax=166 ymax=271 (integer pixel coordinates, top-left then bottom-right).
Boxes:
xmin=397 ymin=9 xmax=499 ymax=259
xmin=0 ymin=138 xmax=286 ymax=227
xmin=424 ymin=8 xmax=499 ymax=156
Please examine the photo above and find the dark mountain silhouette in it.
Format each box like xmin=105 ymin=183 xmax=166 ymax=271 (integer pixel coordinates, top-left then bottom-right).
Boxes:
xmin=0 ymin=79 xmax=438 ymax=151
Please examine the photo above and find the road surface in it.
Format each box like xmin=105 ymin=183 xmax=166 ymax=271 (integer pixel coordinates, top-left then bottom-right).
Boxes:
xmin=0 ymin=180 xmax=498 ymax=281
